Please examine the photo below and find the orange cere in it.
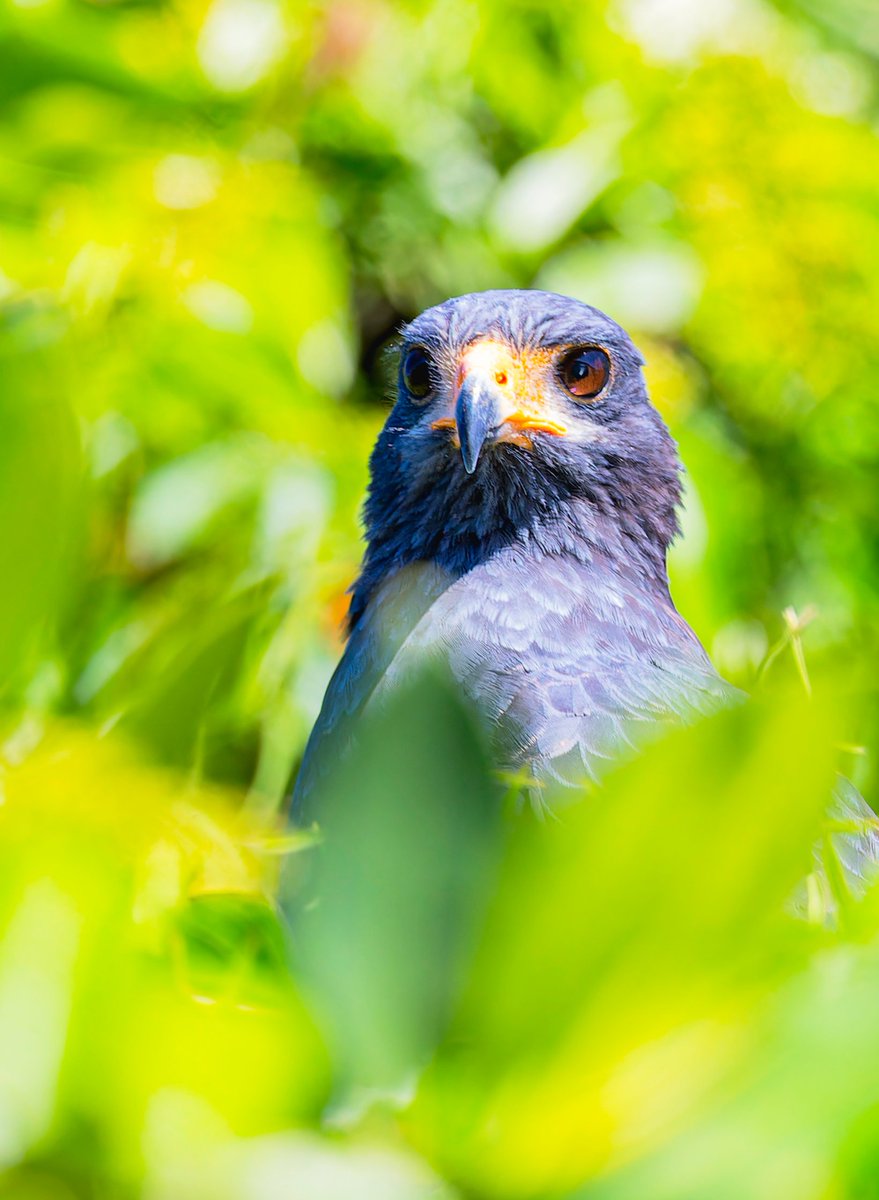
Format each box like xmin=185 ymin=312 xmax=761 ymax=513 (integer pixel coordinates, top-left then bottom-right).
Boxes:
xmin=431 ymin=338 xmax=569 ymax=440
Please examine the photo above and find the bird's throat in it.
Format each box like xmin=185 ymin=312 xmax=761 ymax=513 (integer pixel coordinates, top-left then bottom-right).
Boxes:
xmin=353 ymin=441 xmax=679 ymax=632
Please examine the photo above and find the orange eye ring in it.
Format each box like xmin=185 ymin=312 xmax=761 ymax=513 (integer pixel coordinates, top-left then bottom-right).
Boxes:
xmin=560 ymin=347 xmax=611 ymax=400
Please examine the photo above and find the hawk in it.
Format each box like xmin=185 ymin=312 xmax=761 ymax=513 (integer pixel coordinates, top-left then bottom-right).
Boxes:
xmin=293 ymin=289 xmax=741 ymax=817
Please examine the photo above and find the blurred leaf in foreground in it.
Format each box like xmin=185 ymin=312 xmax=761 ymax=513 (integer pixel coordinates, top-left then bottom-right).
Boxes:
xmin=285 ymin=669 xmax=503 ymax=1097
xmin=0 ymin=728 xmax=328 ymax=1191
xmin=410 ymin=690 xmax=841 ymax=1198
xmin=0 ymin=307 xmax=83 ymax=703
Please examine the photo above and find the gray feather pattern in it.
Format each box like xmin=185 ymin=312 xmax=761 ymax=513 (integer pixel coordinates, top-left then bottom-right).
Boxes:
xmin=294 ymin=545 xmax=736 ymax=817
xmin=292 ymin=288 xmax=877 ymax=911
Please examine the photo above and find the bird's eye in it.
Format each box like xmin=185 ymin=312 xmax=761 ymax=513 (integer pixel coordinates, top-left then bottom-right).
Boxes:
xmin=560 ymin=347 xmax=611 ymax=400
xmin=402 ymin=345 xmax=435 ymax=402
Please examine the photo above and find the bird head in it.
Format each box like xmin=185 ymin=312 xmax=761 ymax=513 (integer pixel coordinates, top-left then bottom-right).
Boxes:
xmin=356 ymin=291 xmax=683 ymax=621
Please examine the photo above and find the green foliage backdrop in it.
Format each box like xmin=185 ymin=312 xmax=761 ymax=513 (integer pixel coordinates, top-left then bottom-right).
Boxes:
xmin=0 ymin=0 xmax=878 ymax=1196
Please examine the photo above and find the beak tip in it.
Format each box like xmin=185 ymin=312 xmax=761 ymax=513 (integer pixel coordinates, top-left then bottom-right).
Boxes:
xmin=455 ymin=376 xmax=498 ymax=478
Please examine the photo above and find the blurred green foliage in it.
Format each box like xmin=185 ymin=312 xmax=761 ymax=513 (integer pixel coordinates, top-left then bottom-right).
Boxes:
xmin=1 ymin=0 xmax=878 ymax=1195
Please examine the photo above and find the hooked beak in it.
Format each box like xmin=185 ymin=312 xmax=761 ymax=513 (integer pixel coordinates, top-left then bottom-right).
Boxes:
xmin=431 ymin=340 xmax=569 ymax=473
xmin=455 ymin=375 xmax=504 ymax=474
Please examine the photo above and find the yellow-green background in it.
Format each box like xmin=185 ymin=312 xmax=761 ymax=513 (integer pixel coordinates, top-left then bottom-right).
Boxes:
xmin=1 ymin=0 xmax=878 ymax=1196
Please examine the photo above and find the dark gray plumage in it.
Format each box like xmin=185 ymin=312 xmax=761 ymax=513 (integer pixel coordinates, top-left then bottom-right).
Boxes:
xmin=291 ymin=289 xmax=878 ymax=915
xmin=291 ymin=287 xmax=879 ymax=909
xmin=293 ymin=290 xmax=739 ymax=818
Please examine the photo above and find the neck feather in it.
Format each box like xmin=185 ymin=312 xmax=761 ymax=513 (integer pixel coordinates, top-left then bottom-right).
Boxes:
xmin=349 ymin=430 xmax=682 ymax=632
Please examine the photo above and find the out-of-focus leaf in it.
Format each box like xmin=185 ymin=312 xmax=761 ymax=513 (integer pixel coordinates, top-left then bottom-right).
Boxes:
xmin=576 ymin=937 xmax=879 ymax=1200
xmin=0 ymin=727 xmax=329 ymax=1181
xmin=126 ymin=438 xmax=268 ymax=571
xmin=0 ymin=313 xmax=82 ymax=698
xmin=144 ymin=1123 xmax=457 ymax=1200
xmin=286 ymin=670 xmax=503 ymax=1091
xmin=411 ymin=693 xmax=840 ymax=1197
xmin=0 ymin=880 xmax=80 ymax=1167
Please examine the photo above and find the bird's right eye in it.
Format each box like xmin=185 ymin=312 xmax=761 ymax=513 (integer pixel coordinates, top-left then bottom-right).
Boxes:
xmin=402 ymin=346 xmax=434 ymax=402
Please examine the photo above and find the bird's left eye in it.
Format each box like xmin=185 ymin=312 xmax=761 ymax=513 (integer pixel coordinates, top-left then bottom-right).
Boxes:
xmin=560 ymin=347 xmax=611 ymax=400
xmin=402 ymin=345 xmax=435 ymax=402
